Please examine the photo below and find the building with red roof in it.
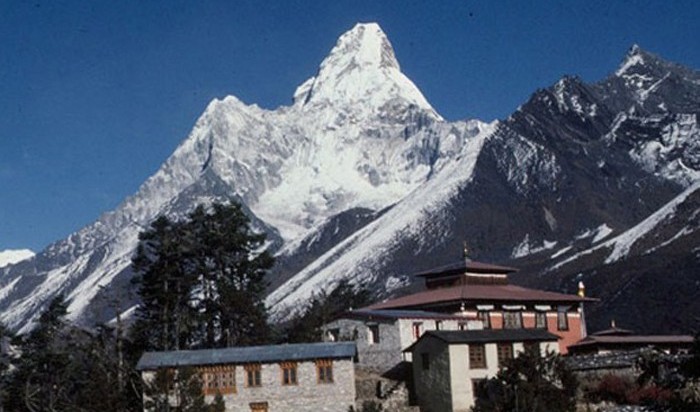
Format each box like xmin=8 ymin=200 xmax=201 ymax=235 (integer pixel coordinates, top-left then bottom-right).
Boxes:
xmin=332 ymin=259 xmax=595 ymax=357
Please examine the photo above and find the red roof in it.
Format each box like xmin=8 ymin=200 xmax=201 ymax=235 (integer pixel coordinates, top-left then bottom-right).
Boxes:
xmin=367 ymin=283 xmax=594 ymax=310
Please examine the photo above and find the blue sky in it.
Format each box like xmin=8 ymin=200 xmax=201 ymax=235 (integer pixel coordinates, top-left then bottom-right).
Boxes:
xmin=1 ymin=0 xmax=699 ymax=251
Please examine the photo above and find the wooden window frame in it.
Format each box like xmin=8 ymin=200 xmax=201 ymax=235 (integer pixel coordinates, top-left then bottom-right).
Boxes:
xmin=535 ymin=311 xmax=547 ymax=329
xmin=477 ymin=311 xmax=491 ymax=329
xmin=503 ymin=311 xmax=523 ymax=329
xmin=280 ymin=361 xmax=298 ymax=386
xmin=199 ymin=365 xmax=236 ymax=395
xmin=244 ymin=364 xmax=262 ymax=387
xmin=469 ymin=344 xmax=487 ymax=369
xmin=557 ymin=307 xmax=569 ymax=331
xmin=497 ymin=343 xmax=514 ymax=367
xmin=316 ymin=359 xmax=334 ymax=384
xmin=249 ymin=401 xmax=268 ymax=412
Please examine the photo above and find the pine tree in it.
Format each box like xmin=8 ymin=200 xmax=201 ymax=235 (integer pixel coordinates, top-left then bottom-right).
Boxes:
xmin=131 ymin=216 xmax=197 ymax=352
xmin=0 ymin=323 xmax=15 ymax=411
xmin=184 ymin=203 xmax=273 ymax=348
xmin=131 ymin=202 xmax=274 ymax=352
xmin=4 ymin=296 xmax=73 ymax=412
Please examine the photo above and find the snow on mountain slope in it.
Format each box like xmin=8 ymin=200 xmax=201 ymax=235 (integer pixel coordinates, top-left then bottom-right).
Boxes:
xmin=0 ymin=249 xmax=34 ymax=268
xmin=550 ymin=182 xmax=700 ymax=271
xmin=266 ymin=120 xmax=496 ymax=320
xmin=292 ymin=22 xmax=440 ymax=120
xmin=2 ymin=27 xmax=699 ymax=335
xmin=628 ymin=113 xmax=700 ymax=186
xmin=0 ymin=22 xmax=481 ymax=330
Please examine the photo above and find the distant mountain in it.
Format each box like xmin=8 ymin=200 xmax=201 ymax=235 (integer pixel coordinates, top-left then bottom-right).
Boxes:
xmin=268 ymin=44 xmax=700 ymax=333
xmin=0 ymin=249 xmax=34 ymax=268
xmin=0 ymin=25 xmax=698 ymax=335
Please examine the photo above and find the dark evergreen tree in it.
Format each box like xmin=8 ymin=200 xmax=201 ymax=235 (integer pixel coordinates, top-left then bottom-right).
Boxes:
xmin=185 ymin=203 xmax=273 ymax=348
xmin=472 ymin=346 xmax=578 ymax=412
xmin=0 ymin=323 xmax=15 ymax=411
xmin=130 ymin=202 xmax=274 ymax=352
xmin=3 ymin=296 xmax=74 ymax=411
xmin=285 ymin=280 xmax=370 ymax=343
xmin=68 ymin=324 xmax=143 ymax=412
xmin=131 ymin=216 xmax=195 ymax=352
xmin=2 ymin=295 xmax=143 ymax=412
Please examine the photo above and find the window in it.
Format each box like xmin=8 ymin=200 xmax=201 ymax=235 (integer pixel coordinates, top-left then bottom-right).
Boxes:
xmin=200 ymin=366 xmax=236 ymax=395
xmin=435 ymin=320 xmax=442 ymax=330
xmin=245 ymin=364 xmax=262 ymax=387
xmin=421 ymin=353 xmax=430 ymax=370
xmin=535 ymin=312 xmax=547 ymax=329
xmin=503 ymin=311 xmax=523 ymax=329
xmin=497 ymin=343 xmax=514 ymax=367
xmin=477 ymin=311 xmax=491 ymax=329
xmin=557 ymin=307 xmax=569 ymax=331
xmin=469 ymin=344 xmax=487 ymax=369
xmin=368 ymin=324 xmax=380 ymax=344
xmin=458 ymin=322 xmax=468 ymax=331
xmin=472 ymin=379 xmax=487 ymax=400
xmin=412 ymin=322 xmax=423 ymax=339
xmin=280 ymin=362 xmax=297 ymax=385
xmin=250 ymin=402 xmax=268 ymax=412
xmin=316 ymin=359 xmax=334 ymax=384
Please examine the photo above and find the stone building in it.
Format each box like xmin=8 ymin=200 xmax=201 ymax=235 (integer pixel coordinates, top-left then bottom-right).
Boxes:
xmin=406 ymin=329 xmax=560 ymax=412
xmin=321 ymin=308 xmax=482 ymax=372
xmin=136 ymin=342 xmax=356 ymax=412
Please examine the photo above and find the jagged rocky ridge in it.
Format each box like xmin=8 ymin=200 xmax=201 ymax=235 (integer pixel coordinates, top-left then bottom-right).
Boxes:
xmin=0 ymin=24 xmax=698 ymax=335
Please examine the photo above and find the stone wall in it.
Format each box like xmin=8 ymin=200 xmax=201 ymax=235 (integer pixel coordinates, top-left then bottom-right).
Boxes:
xmin=411 ymin=336 xmax=453 ymax=412
xmin=323 ymin=318 xmax=403 ymax=373
xmin=322 ymin=316 xmax=482 ymax=373
xmin=142 ymin=358 xmax=355 ymax=412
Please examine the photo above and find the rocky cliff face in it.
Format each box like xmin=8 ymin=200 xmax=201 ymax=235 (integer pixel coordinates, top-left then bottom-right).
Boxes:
xmin=1 ymin=26 xmax=698 ymax=334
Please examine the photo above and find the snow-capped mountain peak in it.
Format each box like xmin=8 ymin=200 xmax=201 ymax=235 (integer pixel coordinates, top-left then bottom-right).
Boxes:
xmin=325 ymin=22 xmax=400 ymax=71
xmin=0 ymin=249 xmax=34 ymax=268
xmin=292 ymin=22 xmax=441 ymax=121
xmin=616 ymin=44 xmax=643 ymax=76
